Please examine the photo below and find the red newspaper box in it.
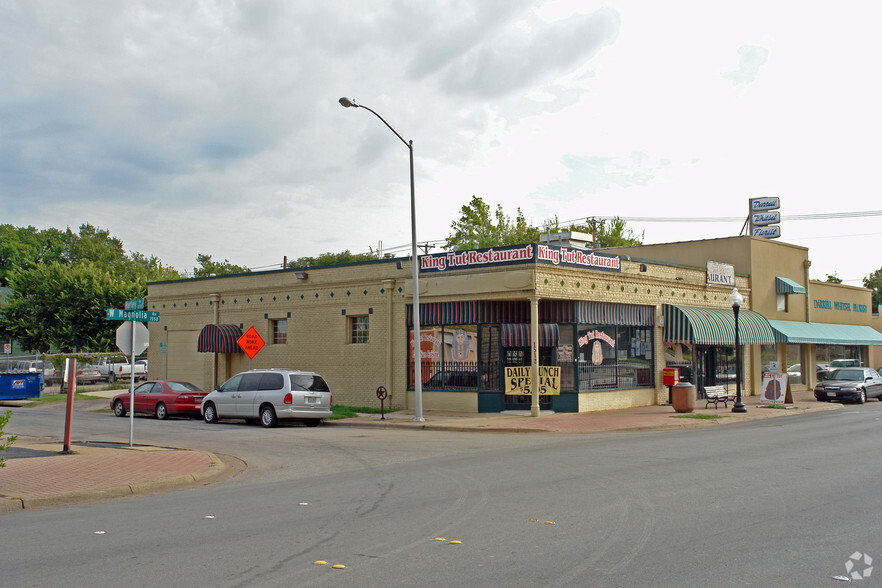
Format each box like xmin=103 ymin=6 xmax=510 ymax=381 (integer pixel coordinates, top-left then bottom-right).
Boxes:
xmin=663 ymin=368 xmax=680 ymax=387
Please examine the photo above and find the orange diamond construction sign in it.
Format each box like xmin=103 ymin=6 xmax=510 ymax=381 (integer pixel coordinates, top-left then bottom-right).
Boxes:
xmin=238 ymin=326 xmax=265 ymax=360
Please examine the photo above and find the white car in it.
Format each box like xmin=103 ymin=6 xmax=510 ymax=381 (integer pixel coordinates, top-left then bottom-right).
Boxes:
xmin=201 ymin=369 xmax=332 ymax=428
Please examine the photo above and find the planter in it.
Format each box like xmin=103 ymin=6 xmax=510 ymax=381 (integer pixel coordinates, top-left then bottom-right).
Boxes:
xmin=671 ymin=382 xmax=696 ymax=413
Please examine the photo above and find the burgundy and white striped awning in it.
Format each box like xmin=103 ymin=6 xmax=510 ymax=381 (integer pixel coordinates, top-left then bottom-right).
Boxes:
xmin=197 ymin=324 xmax=243 ymax=353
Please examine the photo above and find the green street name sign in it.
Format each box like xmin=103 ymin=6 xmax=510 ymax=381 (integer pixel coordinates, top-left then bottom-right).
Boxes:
xmin=124 ymin=298 xmax=145 ymax=310
xmin=106 ymin=308 xmax=160 ymax=322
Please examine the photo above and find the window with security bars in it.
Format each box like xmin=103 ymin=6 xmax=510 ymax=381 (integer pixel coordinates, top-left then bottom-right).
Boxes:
xmin=272 ymin=319 xmax=287 ymax=345
xmin=350 ymin=316 xmax=369 ymax=343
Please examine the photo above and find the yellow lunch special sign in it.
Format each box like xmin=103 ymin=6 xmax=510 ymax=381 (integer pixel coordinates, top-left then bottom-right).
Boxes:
xmin=504 ymin=366 xmax=561 ymax=395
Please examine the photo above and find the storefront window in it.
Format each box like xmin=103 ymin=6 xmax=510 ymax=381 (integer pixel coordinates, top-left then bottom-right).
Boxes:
xmin=412 ymin=325 xmax=479 ymax=390
xmin=577 ymin=325 xmax=653 ymax=391
xmin=480 ymin=325 xmax=500 ymax=391
xmin=556 ymin=325 xmax=575 ymax=391
xmin=785 ymin=344 xmax=802 ymax=384
xmin=760 ymin=344 xmax=777 ymax=373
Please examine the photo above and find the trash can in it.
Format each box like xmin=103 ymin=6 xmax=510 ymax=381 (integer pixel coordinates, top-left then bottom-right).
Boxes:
xmin=671 ymin=381 xmax=695 ymax=413
xmin=0 ymin=373 xmax=43 ymax=400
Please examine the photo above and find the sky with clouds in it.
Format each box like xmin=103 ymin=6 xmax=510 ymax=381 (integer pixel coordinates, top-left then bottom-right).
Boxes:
xmin=2 ymin=1 xmax=880 ymax=284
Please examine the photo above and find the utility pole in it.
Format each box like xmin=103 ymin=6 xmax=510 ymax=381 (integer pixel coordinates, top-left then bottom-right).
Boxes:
xmin=587 ymin=217 xmax=605 ymax=248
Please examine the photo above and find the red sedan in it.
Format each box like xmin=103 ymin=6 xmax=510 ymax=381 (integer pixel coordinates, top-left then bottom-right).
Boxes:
xmin=111 ymin=380 xmax=207 ymax=420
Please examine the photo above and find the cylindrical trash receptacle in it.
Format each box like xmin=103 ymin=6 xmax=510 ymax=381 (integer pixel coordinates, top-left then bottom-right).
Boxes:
xmin=671 ymin=382 xmax=695 ymax=413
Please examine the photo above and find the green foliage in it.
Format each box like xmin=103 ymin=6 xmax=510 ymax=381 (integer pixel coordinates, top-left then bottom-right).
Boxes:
xmin=863 ymin=268 xmax=882 ymax=312
xmin=0 ymin=223 xmax=181 ymax=353
xmin=287 ymin=250 xmax=379 ymax=269
xmin=329 ymin=404 xmax=399 ymax=419
xmin=0 ymin=410 xmax=17 ymax=467
xmin=444 ymin=196 xmax=643 ymax=251
xmin=825 ymin=273 xmax=843 ymax=284
xmin=445 ymin=196 xmax=540 ymax=250
xmin=192 ymin=254 xmax=251 ymax=277
xmin=0 ymin=262 xmax=140 ymax=352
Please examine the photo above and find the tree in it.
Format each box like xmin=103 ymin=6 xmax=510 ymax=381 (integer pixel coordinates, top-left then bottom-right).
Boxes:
xmin=863 ymin=268 xmax=882 ymax=312
xmin=192 ymin=254 xmax=251 ymax=277
xmin=825 ymin=273 xmax=843 ymax=284
xmin=0 ymin=261 xmax=140 ymax=351
xmin=445 ymin=196 xmax=540 ymax=250
xmin=287 ymin=250 xmax=379 ymax=268
xmin=444 ymin=196 xmax=644 ymax=251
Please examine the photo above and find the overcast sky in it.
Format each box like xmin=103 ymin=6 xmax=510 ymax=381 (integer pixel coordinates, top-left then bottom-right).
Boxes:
xmin=2 ymin=1 xmax=880 ymax=284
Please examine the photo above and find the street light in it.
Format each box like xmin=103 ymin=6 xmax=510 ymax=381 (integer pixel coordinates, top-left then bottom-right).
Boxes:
xmin=729 ymin=287 xmax=747 ymax=413
xmin=339 ymin=96 xmax=424 ymax=422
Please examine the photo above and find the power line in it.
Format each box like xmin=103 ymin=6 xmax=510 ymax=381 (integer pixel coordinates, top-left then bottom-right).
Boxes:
xmin=559 ymin=210 xmax=882 ymax=225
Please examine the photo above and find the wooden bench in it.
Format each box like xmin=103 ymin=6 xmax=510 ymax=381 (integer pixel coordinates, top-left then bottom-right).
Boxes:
xmin=703 ymin=385 xmax=736 ymax=409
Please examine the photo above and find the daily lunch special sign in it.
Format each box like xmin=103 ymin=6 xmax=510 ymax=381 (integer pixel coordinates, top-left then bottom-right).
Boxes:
xmin=420 ymin=244 xmax=621 ymax=273
xmin=504 ymin=366 xmax=562 ymax=395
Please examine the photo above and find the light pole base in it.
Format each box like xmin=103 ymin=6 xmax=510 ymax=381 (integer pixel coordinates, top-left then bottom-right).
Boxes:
xmin=413 ymin=416 xmax=425 ymax=423
xmin=732 ymin=401 xmax=747 ymax=413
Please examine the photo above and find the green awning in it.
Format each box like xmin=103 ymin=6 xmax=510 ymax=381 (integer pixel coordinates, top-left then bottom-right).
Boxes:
xmin=775 ymin=277 xmax=806 ymax=294
xmin=768 ymin=320 xmax=882 ymax=345
xmin=664 ymin=304 xmax=777 ymax=345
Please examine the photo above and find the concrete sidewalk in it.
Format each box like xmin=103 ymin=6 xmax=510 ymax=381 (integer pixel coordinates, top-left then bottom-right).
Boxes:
xmin=0 ymin=390 xmax=841 ymax=513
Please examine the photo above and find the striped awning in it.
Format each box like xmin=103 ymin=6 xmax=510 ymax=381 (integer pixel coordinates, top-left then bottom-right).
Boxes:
xmin=197 ymin=324 xmax=243 ymax=353
xmin=500 ymin=323 xmax=559 ymax=347
xmin=407 ymin=301 xmax=529 ymax=326
xmin=775 ymin=277 xmax=806 ymax=294
xmin=542 ymin=300 xmax=654 ymax=326
xmin=664 ymin=304 xmax=776 ymax=345
xmin=768 ymin=320 xmax=882 ymax=345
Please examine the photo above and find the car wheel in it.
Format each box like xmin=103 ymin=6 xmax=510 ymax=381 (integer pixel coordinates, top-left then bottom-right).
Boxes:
xmin=260 ymin=405 xmax=277 ymax=428
xmin=305 ymin=419 xmax=321 ymax=427
xmin=203 ymin=402 xmax=218 ymax=424
xmin=155 ymin=402 xmax=168 ymax=420
xmin=858 ymin=389 xmax=866 ymax=404
xmin=113 ymin=400 xmax=127 ymax=417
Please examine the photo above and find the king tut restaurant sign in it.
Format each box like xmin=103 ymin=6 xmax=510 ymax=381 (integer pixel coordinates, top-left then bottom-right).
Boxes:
xmin=504 ymin=366 xmax=561 ymax=395
xmin=420 ymin=244 xmax=621 ymax=273
xmin=707 ymin=261 xmax=735 ymax=287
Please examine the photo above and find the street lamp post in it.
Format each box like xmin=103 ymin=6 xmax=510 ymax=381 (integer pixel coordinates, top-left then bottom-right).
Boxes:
xmin=729 ymin=287 xmax=747 ymax=413
xmin=339 ymin=97 xmax=424 ymax=422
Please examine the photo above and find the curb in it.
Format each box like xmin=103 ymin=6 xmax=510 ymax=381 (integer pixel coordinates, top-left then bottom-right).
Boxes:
xmin=0 ymin=448 xmax=235 ymax=514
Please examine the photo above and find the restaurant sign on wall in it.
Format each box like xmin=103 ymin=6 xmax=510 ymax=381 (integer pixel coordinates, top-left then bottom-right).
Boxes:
xmin=419 ymin=244 xmax=621 ymax=273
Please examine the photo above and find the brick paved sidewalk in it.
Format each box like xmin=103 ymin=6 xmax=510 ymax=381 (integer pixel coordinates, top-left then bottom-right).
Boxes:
xmin=0 ymin=441 xmax=224 ymax=513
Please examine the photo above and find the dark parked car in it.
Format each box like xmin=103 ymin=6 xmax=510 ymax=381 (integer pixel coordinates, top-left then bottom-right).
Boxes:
xmin=424 ymin=369 xmax=478 ymax=389
xmin=112 ymin=380 xmax=207 ymax=419
xmin=814 ymin=368 xmax=882 ymax=404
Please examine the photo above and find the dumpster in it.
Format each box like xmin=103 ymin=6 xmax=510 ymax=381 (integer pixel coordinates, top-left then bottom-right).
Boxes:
xmin=0 ymin=373 xmax=43 ymax=400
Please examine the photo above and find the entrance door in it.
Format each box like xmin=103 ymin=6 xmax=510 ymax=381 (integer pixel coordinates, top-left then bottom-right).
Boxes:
xmin=503 ymin=347 xmax=552 ymax=411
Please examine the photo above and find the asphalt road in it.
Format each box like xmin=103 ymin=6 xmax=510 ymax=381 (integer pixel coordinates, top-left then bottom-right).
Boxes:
xmin=3 ymin=402 xmax=882 ymax=587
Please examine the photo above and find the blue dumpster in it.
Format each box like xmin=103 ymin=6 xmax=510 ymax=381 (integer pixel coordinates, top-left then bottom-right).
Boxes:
xmin=0 ymin=373 xmax=43 ymax=400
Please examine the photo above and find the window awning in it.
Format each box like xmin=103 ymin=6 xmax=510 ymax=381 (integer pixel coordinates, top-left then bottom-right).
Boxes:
xmin=664 ymin=304 xmax=777 ymax=345
xmin=775 ymin=277 xmax=806 ymax=294
xmin=197 ymin=324 xmax=243 ymax=353
xmin=501 ymin=323 xmax=559 ymax=347
xmin=768 ymin=320 xmax=882 ymax=345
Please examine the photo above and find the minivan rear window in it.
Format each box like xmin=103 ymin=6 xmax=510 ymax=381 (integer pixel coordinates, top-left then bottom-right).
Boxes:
xmin=290 ymin=374 xmax=330 ymax=392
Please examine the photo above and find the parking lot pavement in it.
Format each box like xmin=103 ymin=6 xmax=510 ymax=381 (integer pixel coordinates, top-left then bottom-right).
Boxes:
xmin=0 ymin=389 xmax=841 ymax=513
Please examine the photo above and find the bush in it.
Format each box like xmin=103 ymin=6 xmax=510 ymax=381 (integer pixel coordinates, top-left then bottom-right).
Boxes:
xmin=0 ymin=410 xmax=17 ymax=468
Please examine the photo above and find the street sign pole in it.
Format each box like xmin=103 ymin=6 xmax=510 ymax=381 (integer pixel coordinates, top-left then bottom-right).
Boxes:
xmin=129 ymin=320 xmax=136 ymax=447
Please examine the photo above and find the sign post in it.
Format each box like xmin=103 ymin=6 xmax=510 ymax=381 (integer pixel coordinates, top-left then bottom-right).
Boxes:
xmin=108 ymin=300 xmax=156 ymax=447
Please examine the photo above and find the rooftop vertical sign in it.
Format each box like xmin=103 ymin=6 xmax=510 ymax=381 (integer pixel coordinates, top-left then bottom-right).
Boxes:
xmin=749 ymin=197 xmax=781 ymax=239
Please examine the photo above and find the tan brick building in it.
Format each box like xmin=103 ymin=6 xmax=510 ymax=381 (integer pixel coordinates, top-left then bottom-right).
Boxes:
xmin=145 ymin=236 xmax=882 ymax=413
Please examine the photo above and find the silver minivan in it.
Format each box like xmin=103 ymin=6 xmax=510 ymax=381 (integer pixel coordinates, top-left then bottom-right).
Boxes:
xmin=201 ymin=369 xmax=332 ymax=427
